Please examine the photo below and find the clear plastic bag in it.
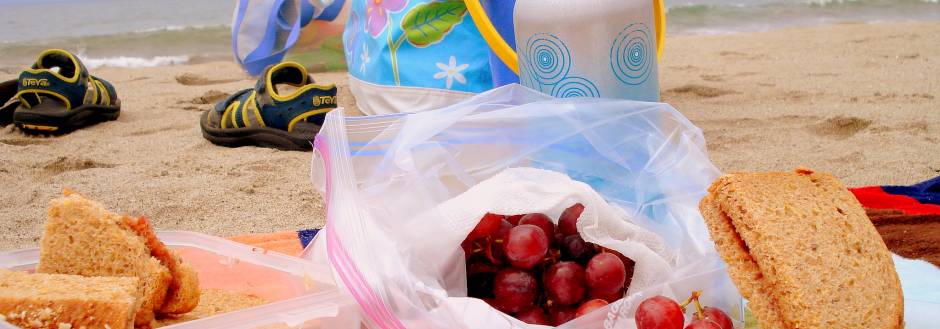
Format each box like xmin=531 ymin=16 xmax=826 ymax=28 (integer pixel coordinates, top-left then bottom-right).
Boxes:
xmin=305 ymin=84 xmax=744 ymax=328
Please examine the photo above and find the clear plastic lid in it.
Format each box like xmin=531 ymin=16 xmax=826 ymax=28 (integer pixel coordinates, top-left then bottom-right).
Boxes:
xmin=0 ymin=231 xmax=361 ymax=329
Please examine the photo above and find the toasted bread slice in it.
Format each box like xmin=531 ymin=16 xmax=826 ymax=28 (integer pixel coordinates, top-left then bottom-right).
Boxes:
xmin=37 ymin=191 xmax=200 ymax=326
xmin=700 ymin=169 xmax=903 ymax=329
xmin=0 ymin=269 xmax=141 ymax=329
xmin=123 ymin=216 xmax=200 ymax=314
xmin=160 ymin=258 xmax=200 ymax=314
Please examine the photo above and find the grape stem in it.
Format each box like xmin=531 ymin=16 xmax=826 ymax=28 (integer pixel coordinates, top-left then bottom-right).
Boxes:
xmin=678 ymin=290 xmax=706 ymax=320
xmin=691 ymin=291 xmax=706 ymax=320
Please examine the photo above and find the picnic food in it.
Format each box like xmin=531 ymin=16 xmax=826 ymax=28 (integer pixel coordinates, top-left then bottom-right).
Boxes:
xmin=154 ymin=289 xmax=268 ymax=327
xmin=504 ymin=225 xmax=550 ymax=269
xmin=585 ymin=252 xmax=627 ymax=295
xmin=635 ymin=292 xmax=732 ymax=329
xmin=36 ymin=190 xmax=200 ymax=327
xmin=699 ymin=169 xmax=904 ymax=329
xmin=700 ymin=307 xmax=733 ymax=329
xmin=575 ymin=299 xmax=609 ymax=317
xmin=635 ymin=295 xmax=684 ymax=329
xmin=0 ymin=269 xmax=141 ymax=329
xmin=515 ymin=303 xmax=550 ymax=325
xmin=463 ymin=203 xmax=636 ymax=326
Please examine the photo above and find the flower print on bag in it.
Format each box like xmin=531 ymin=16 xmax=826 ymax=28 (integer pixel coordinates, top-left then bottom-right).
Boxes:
xmin=366 ymin=0 xmax=408 ymax=37
xmin=434 ymin=56 xmax=468 ymax=90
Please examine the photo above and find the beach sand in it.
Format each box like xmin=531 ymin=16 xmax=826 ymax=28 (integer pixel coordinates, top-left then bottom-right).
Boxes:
xmin=1 ymin=22 xmax=937 ymax=250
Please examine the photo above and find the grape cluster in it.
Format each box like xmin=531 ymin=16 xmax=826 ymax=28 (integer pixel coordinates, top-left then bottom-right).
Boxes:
xmin=635 ymin=292 xmax=733 ymax=329
xmin=463 ymin=204 xmax=636 ymax=326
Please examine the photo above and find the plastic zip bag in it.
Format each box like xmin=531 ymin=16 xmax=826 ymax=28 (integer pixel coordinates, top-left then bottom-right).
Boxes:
xmin=305 ymin=84 xmax=743 ymax=328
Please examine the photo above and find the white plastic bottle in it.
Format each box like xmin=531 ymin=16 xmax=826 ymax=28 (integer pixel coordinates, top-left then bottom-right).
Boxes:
xmin=513 ymin=0 xmax=661 ymax=101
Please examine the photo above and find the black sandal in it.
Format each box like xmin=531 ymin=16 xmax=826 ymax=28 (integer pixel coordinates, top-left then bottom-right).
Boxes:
xmin=11 ymin=49 xmax=120 ymax=134
xmin=200 ymin=61 xmax=337 ymax=151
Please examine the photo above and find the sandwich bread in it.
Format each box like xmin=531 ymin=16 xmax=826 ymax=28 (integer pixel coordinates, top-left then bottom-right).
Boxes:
xmin=699 ymin=169 xmax=903 ymax=329
xmin=0 ymin=269 xmax=141 ymax=329
xmin=36 ymin=190 xmax=200 ymax=327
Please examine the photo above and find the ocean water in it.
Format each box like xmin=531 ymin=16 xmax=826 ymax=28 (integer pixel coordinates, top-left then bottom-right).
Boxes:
xmin=0 ymin=0 xmax=937 ymax=69
xmin=667 ymin=0 xmax=940 ymax=35
xmin=0 ymin=0 xmax=234 ymax=68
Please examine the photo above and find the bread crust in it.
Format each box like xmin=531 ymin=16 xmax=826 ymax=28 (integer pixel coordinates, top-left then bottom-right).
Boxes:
xmin=37 ymin=191 xmax=201 ymax=326
xmin=700 ymin=169 xmax=903 ymax=329
xmin=0 ymin=269 xmax=142 ymax=329
xmin=123 ymin=216 xmax=200 ymax=314
xmin=159 ymin=257 xmax=201 ymax=314
xmin=700 ymin=194 xmax=788 ymax=329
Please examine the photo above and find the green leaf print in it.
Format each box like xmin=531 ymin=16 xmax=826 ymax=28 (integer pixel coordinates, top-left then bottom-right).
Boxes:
xmin=400 ymin=0 xmax=468 ymax=48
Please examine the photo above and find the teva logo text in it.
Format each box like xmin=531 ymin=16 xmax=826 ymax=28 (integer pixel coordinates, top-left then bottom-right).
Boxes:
xmin=22 ymin=78 xmax=49 ymax=87
xmin=312 ymin=95 xmax=336 ymax=107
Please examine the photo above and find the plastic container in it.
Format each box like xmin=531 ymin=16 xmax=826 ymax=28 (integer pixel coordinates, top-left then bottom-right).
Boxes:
xmin=0 ymin=231 xmax=361 ymax=329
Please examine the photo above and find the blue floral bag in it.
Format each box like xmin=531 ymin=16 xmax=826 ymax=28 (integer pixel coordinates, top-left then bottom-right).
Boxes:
xmin=343 ymin=0 xmax=494 ymax=114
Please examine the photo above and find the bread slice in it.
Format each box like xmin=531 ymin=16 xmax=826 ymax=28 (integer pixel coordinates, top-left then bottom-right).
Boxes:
xmin=699 ymin=169 xmax=903 ymax=329
xmin=36 ymin=191 xmax=200 ymax=326
xmin=0 ymin=269 xmax=141 ymax=329
xmin=123 ymin=215 xmax=200 ymax=314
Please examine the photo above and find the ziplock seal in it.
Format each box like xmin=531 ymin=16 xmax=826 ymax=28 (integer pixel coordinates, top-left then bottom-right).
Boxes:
xmin=316 ymin=119 xmax=407 ymax=329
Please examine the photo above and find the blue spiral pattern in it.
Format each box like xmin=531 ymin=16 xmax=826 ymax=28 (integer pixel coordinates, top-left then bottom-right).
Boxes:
xmin=610 ymin=23 xmax=653 ymax=86
xmin=524 ymin=33 xmax=571 ymax=85
xmin=518 ymin=53 xmax=544 ymax=92
xmin=551 ymin=76 xmax=601 ymax=98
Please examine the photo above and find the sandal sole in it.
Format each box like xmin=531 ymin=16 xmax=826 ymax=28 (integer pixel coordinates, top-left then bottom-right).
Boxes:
xmin=199 ymin=111 xmax=315 ymax=151
xmin=14 ymin=103 xmax=121 ymax=135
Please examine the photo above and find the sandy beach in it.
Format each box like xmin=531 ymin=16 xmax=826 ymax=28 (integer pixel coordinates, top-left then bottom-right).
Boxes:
xmin=1 ymin=22 xmax=937 ymax=250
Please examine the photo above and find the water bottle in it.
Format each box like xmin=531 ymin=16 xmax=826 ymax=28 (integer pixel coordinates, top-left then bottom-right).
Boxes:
xmin=513 ymin=0 xmax=663 ymax=101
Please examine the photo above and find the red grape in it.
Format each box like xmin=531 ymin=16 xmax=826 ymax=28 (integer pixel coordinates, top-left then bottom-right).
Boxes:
xmin=554 ymin=232 xmax=566 ymax=245
xmin=515 ymin=307 xmax=550 ymax=325
xmin=467 ymin=262 xmax=498 ymax=298
xmin=702 ymin=307 xmax=733 ymax=329
xmin=597 ymin=247 xmax=637 ymax=285
xmin=585 ymin=252 xmax=627 ymax=294
xmin=504 ymin=224 xmax=549 ymax=269
xmin=483 ymin=298 xmax=497 ymax=307
xmin=544 ymin=261 xmax=586 ymax=306
xmin=485 ymin=219 xmax=513 ymax=265
xmin=461 ymin=239 xmax=474 ymax=258
xmin=492 ymin=268 xmax=538 ymax=313
xmin=562 ymin=235 xmax=594 ymax=263
xmin=469 ymin=213 xmax=505 ymax=240
xmin=589 ymin=286 xmax=624 ymax=303
xmin=549 ymin=306 xmax=576 ymax=326
xmin=519 ymin=213 xmax=555 ymax=240
xmin=575 ymin=299 xmax=608 ymax=317
xmin=685 ymin=319 xmax=721 ymax=329
xmin=468 ymin=262 xmax=499 ymax=275
xmin=506 ymin=214 xmax=526 ymax=225
xmin=465 ymin=205 xmax=642 ymax=325
xmin=635 ymin=296 xmax=684 ymax=329
xmin=467 ymin=263 xmax=499 ymax=275
xmin=558 ymin=203 xmax=585 ymax=236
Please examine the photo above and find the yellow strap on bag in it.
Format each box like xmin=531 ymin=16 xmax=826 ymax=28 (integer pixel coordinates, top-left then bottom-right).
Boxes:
xmin=464 ymin=0 xmax=667 ymax=75
xmin=464 ymin=0 xmax=519 ymax=74
xmin=653 ymin=0 xmax=666 ymax=61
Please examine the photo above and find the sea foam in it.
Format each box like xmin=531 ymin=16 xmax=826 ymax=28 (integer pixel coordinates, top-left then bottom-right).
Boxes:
xmin=82 ymin=55 xmax=191 ymax=69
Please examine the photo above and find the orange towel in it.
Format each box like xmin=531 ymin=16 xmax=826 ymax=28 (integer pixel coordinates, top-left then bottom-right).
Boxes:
xmin=227 ymin=230 xmax=310 ymax=256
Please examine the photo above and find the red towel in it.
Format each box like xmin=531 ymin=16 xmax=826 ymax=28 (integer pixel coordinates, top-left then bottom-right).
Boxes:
xmin=851 ymin=186 xmax=940 ymax=215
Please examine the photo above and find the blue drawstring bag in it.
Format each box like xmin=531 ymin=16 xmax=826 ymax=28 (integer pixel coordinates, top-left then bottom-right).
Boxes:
xmin=342 ymin=0 xmax=494 ymax=115
xmin=232 ymin=0 xmax=345 ymax=76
